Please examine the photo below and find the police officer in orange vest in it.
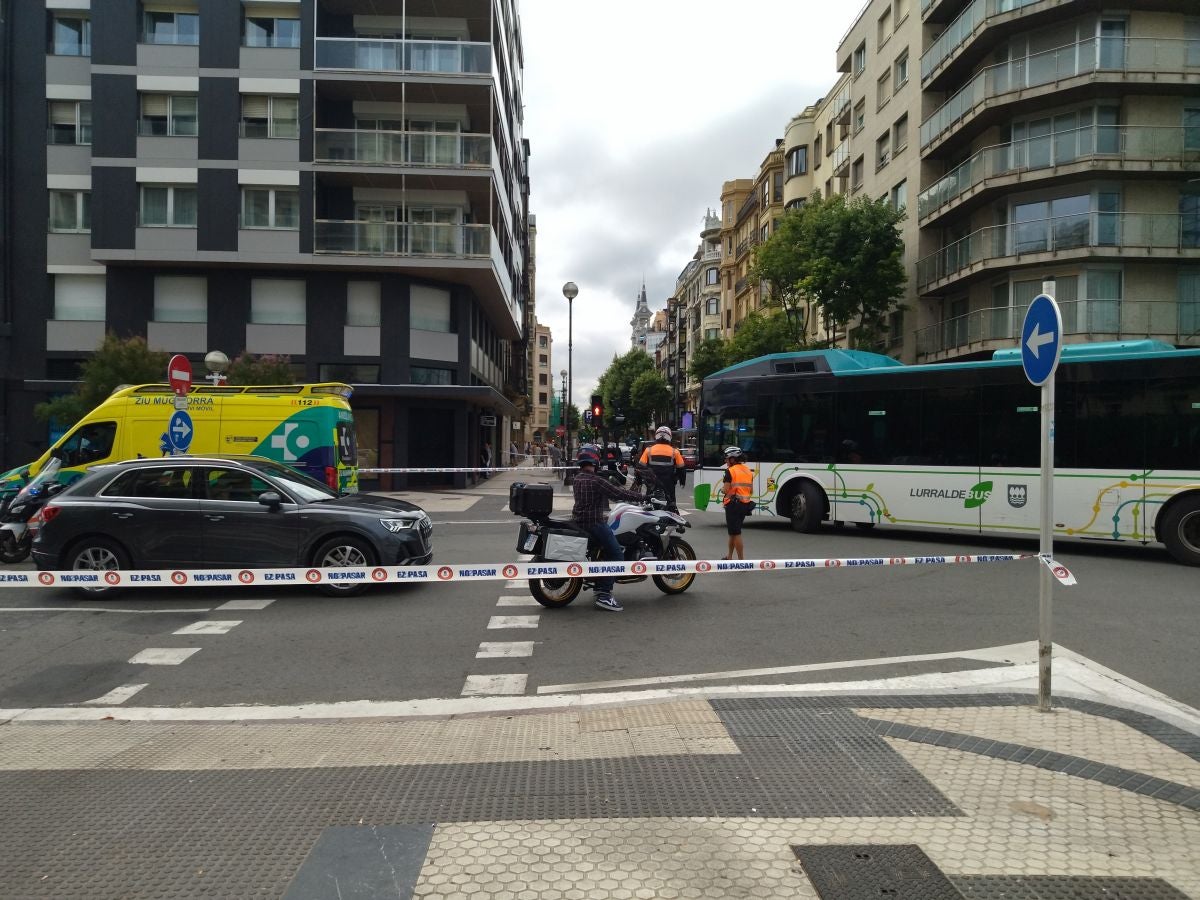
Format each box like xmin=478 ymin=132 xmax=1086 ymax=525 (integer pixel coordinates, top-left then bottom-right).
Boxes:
xmin=638 ymin=425 xmax=686 ymax=510
xmin=721 ymin=446 xmax=754 ymax=560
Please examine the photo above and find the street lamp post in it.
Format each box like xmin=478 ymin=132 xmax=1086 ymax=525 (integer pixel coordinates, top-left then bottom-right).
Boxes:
xmin=559 ymin=369 xmax=568 ymax=447
xmin=561 ymin=281 xmax=577 ymax=459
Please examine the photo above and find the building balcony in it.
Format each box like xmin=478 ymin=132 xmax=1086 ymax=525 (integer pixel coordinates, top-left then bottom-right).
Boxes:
xmin=916 ymin=298 xmax=1200 ymax=360
xmin=831 ymin=81 xmax=852 ymax=124
xmin=831 ymin=139 xmax=850 ymax=175
xmin=920 ymin=37 xmax=1200 ymax=153
xmin=917 ymin=212 xmax=1200 ymax=292
xmin=922 ymin=0 xmax=1042 ymax=86
xmin=918 ymin=125 xmax=1200 ymax=224
xmin=314 ymin=128 xmax=492 ymax=169
xmin=314 ymin=37 xmax=491 ymax=76
xmin=702 ymin=247 xmax=721 ymax=262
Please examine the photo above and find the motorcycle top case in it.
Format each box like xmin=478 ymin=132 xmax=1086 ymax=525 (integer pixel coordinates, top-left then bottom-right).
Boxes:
xmin=509 ymin=481 xmax=555 ymax=518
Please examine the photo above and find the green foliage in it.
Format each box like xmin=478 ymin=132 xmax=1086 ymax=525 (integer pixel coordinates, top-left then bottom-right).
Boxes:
xmin=751 ymin=192 xmax=906 ymax=347
xmin=688 ymin=338 xmax=729 ymax=383
xmin=225 ymin=354 xmax=295 ymax=386
xmin=724 ymin=311 xmax=799 ymax=366
xmin=595 ymin=349 xmax=656 ymax=429
xmin=629 ymin=370 xmax=672 ymax=430
xmin=35 ymin=333 xmax=168 ymax=429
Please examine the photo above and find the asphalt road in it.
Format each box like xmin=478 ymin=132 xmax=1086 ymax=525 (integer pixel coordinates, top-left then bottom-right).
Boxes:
xmin=0 ymin=486 xmax=1196 ymax=712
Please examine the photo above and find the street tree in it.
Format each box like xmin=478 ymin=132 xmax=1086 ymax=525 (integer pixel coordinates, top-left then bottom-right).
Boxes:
xmin=688 ymin=337 xmax=728 ymax=384
xmin=35 ymin=333 xmax=168 ymax=429
xmin=752 ymin=193 xmax=906 ymax=347
xmin=595 ymin=349 xmax=656 ymax=430
xmin=225 ymin=353 xmax=294 ymax=385
xmin=629 ymin=370 xmax=672 ymax=431
xmin=723 ymin=310 xmax=798 ymax=366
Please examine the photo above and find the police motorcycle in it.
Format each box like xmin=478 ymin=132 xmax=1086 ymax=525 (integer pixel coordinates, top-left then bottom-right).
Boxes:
xmin=509 ymin=453 xmax=696 ymax=608
xmin=600 ymin=442 xmax=630 ymax=488
xmin=0 ymin=457 xmax=65 ymax=564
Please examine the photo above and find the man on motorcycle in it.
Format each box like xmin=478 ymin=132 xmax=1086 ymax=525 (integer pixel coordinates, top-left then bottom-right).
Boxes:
xmin=571 ymin=444 xmax=645 ymax=612
xmin=638 ymin=426 xmax=686 ymax=510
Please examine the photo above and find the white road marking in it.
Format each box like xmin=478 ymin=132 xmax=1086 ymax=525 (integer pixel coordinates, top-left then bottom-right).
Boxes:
xmin=461 ymin=674 xmax=528 ymax=696
xmin=476 ymin=641 xmax=535 ymax=658
xmin=173 ymin=620 xmax=242 ymax=635
xmin=128 ymin=648 xmax=201 ymax=665
xmin=0 ymin=607 xmax=212 ymax=614
xmin=83 ymin=683 xmax=148 ymax=705
xmin=216 ymin=599 xmax=276 ymax=610
xmin=496 ymin=595 xmax=539 ymax=607
xmin=487 ymin=615 xmax=540 ymax=629
xmin=504 ymin=580 xmax=528 ymax=588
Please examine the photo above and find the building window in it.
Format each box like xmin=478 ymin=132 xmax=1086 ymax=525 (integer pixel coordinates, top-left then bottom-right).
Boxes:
xmin=243 ymin=13 xmax=300 ymax=48
xmin=853 ymin=42 xmax=866 ymax=76
xmin=538 ymin=373 xmax=547 ymax=386
xmin=251 ymin=279 xmax=305 ymax=325
xmin=241 ymin=188 xmax=299 ymax=229
xmin=1182 ymin=192 xmax=1200 ymax=249
xmin=895 ymin=0 xmax=911 ymax=22
xmin=141 ymin=8 xmax=199 ymax=45
xmin=538 ymin=392 xmax=548 ymax=404
xmin=891 ymin=179 xmax=907 ymax=211
xmin=139 ymin=185 xmax=197 ymax=227
xmin=139 ymin=94 xmax=198 ymax=137
xmin=876 ymin=132 xmax=890 ymax=169
xmin=853 ymin=100 xmax=866 ymax=135
xmin=49 ymin=14 xmax=90 ymax=56
xmin=705 ymin=297 xmax=720 ymax=315
xmin=704 ymin=327 xmax=720 ymax=340
xmin=893 ymin=49 xmax=909 ymax=91
xmin=705 ymin=267 xmax=719 ymax=285
xmin=412 ymin=367 xmax=455 ymax=385
xmin=320 ymin=364 xmax=380 ymax=383
xmin=538 ymin=353 xmax=548 ymax=366
xmin=53 ymin=274 xmax=105 ymax=321
xmin=240 ymin=95 xmax=299 ymax=139
xmin=876 ymin=71 xmax=891 ymax=110
xmin=48 ymin=100 xmax=90 ymax=145
xmin=893 ymin=113 xmax=909 ymax=153
xmin=786 ymin=145 xmax=808 ymax=177
xmin=346 ymin=281 xmax=381 ymax=327
xmin=538 ymin=335 xmax=548 ymax=348
xmin=411 ymin=284 xmax=452 ymax=333
xmin=851 ymin=156 xmax=864 ymax=191
xmin=773 ymin=171 xmax=784 ymax=202
xmin=154 ymin=275 xmax=207 ymax=322
xmin=49 ymin=190 xmax=90 ymax=233
xmin=813 ymin=135 xmax=823 ymax=167
xmin=877 ymin=7 xmax=891 ymax=48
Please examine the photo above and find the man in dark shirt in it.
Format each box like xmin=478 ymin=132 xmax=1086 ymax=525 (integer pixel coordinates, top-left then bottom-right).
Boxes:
xmin=572 ymin=444 xmax=644 ymax=612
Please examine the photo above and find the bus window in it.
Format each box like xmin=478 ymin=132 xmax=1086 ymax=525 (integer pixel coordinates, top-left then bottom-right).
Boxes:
xmin=1146 ymin=377 xmax=1200 ymax=470
xmin=919 ymin=385 xmax=980 ymax=466
xmin=981 ymin=384 xmax=1039 ymax=467
xmin=1070 ymin=378 xmax=1145 ymax=469
xmin=55 ymin=421 xmax=117 ymax=467
xmin=835 ymin=389 xmax=921 ymax=464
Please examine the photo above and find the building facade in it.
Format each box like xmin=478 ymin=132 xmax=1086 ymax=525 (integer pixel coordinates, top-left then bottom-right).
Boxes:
xmin=528 ymin=318 xmax=553 ymax=444
xmin=1 ymin=0 xmax=531 ymax=486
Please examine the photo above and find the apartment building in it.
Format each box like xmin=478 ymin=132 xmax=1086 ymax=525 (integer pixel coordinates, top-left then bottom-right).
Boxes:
xmin=528 ymin=317 xmax=553 ymax=444
xmin=0 ymin=0 xmax=530 ymax=486
xmin=781 ymin=0 xmax=1198 ymax=362
xmin=661 ymin=209 xmax=721 ymax=423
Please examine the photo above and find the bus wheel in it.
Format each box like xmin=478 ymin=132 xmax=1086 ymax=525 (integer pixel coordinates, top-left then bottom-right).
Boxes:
xmin=1161 ymin=495 xmax=1200 ymax=566
xmin=789 ymin=481 xmax=825 ymax=533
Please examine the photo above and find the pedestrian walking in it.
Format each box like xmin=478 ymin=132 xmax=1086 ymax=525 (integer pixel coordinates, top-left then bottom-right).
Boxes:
xmin=548 ymin=441 xmax=561 ymax=471
xmin=509 ymin=440 xmax=519 ymax=467
xmin=481 ymin=441 xmax=493 ymax=479
xmin=721 ymin=446 xmax=754 ymax=560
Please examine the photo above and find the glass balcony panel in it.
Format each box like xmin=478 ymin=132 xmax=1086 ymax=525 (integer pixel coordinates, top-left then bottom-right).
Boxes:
xmin=315 ymin=37 xmax=491 ymax=75
xmin=314 ymin=129 xmax=491 ymax=167
xmin=314 ymin=220 xmax=490 ymax=258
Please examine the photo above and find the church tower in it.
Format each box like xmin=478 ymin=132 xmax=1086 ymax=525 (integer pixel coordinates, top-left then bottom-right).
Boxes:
xmin=629 ymin=282 xmax=652 ymax=351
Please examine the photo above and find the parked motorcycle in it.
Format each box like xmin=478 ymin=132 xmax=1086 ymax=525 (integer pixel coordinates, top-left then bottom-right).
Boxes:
xmin=510 ymin=473 xmax=696 ymax=608
xmin=0 ymin=458 xmax=64 ymax=564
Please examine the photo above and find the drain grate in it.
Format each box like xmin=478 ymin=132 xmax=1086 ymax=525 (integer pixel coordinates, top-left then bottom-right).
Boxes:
xmin=792 ymin=844 xmax=964 ymax=900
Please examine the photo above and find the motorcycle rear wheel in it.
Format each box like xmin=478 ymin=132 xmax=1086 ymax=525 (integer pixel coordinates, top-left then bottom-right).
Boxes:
xmin=652 ymin=538 xmax=696 ymax=595
xmin=527 ymin=557 xmax=583 ymax=608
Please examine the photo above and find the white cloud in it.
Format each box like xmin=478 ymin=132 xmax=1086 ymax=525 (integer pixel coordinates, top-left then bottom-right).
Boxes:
xmin=521 ymin=1 xmax=853 ymax=400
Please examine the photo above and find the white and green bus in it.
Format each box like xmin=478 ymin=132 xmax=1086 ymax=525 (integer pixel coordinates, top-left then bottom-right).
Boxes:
xmin=694 ymin=340 xmax=1200 ymax=565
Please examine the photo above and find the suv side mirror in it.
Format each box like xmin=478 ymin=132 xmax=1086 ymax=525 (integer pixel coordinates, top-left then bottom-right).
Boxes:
xmin=258 ymin=491 xmax=283 ymax=509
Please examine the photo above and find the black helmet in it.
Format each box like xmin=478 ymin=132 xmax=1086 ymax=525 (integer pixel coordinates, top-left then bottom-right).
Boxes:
xmin=576 ymin=444 xmax=600 ymax=466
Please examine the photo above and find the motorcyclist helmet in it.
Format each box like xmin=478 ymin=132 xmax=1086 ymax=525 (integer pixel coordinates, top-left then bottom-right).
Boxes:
xmin=723 ymin=446 xmax=745 ymax=460
xmin=654 ymin=425 xmax=672 ymax=441
xmin=576 ymin=444 xmax=601 ymax=467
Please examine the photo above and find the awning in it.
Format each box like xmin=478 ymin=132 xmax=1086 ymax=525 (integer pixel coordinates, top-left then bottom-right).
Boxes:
xmin=350 ymin=384 xmax=519 ymax=419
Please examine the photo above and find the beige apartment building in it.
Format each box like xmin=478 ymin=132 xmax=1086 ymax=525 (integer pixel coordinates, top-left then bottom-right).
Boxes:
xmin=528 ymin=319 xmax=554 ymax=444
xmin=662 ymin=211 xmax=723 ymax=422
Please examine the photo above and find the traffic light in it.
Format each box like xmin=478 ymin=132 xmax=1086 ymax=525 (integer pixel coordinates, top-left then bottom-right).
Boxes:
xmin=590 ymin=394 xmax=604 ymax=421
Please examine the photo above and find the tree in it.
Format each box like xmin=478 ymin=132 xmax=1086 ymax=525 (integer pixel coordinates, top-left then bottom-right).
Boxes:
xmin=752 ymin=192 xmax=906 ymax=348
xmin=688 ymin=337 xmax=728 ymax=384
xmin=35 ymin=333 xmax=168 ymax=429
xmin=225 ymin=353 xmax=295 ymax=385
xmin=628 ymin=370 xmax=672 ymax=431
xmin=723 ymin=310 xmax=799 ymax=367
xmin=595 ymin=349 xmax=656 ymax=430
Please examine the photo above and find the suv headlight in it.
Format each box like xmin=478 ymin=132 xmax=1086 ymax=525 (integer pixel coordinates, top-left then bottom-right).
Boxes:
xmin=380 ymin=517 xmax=419 ymax=533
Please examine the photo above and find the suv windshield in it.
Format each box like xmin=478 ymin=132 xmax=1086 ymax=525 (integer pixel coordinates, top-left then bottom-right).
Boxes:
xmin=245 ymin=458 xmax=337 ymax=503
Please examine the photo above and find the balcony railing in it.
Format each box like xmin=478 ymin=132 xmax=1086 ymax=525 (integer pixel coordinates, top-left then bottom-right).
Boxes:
xmin=921 ymin=0 xmax=1042 ymax=82
xmin=314 ymin=129 xmax=492 ymax=167
xmin=920 ymin=37 xmax=1200 ymax=149
xmin=314 ymin=37 xmax=491 ymax=75
xmin=917 ymin=212 xmax=1200 ymax=289
xmin=831 ymin=138 xmax=850 ymax=173
xmin=918 ymin=126 xmax=1200 ymax=220
xmin=831 ymin=81 xmax=852 ymax=121
xmin=916 ymin=298 xmax=1200 ymax=357
xmin=313 ymin=220 xmax=491 ymax=258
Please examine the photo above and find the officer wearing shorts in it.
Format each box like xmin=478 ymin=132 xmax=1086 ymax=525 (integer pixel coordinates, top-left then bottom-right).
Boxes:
xmin=721 ymin=446 xmax=753 ymax=560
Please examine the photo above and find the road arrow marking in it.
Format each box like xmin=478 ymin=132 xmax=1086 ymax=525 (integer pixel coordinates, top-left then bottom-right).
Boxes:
xmin=1025 ymin=322 xmax=1055 ymax=358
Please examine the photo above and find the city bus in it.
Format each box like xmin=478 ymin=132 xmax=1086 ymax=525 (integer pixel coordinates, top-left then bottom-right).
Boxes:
xmin=694 ymin=340 xmax=1200 ymax=565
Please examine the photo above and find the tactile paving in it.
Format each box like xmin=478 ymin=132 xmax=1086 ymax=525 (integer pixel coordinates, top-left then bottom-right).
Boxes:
xmin=793 ymin=844 xmax=964 ymax=899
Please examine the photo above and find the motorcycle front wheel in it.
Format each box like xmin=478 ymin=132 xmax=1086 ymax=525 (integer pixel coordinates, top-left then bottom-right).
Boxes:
xmin=527 ymin=556 xmax=583 ymax=608
xmin=652 ymin=538 xmax=696 ymax=595
xmin=0 ymin=535 xmax=29 ymax=564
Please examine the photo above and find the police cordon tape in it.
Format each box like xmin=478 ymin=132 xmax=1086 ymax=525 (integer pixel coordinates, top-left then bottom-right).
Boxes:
xmin=0 ymin=552 xmax=1077 ymax=589
xmin=358 ymin=465 xmax=575 ymax=474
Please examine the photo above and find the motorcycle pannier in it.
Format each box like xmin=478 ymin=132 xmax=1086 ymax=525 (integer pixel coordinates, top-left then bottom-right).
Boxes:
xmin=542 ymin=527 xmax=589 ymax=561
xmin=509 ymin=482 xmax=555 ymax=517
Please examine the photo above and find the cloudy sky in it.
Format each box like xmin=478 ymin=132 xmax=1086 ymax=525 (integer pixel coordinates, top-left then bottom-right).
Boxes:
xmin=520 ymin=1 xmax=853 ymax=404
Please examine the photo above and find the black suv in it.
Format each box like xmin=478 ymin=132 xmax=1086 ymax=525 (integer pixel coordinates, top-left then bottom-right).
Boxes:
xmin=31 ymin=456 xmax=432 ymax=595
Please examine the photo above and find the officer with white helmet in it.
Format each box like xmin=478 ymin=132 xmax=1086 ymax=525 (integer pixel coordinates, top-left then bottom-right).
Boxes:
xmin=638 ymin=425 xmax=686 ymax=510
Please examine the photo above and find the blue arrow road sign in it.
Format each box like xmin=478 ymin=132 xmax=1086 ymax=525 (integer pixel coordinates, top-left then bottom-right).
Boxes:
xmin=167 ymin=410 xmax=194 ymax=453
xmin=1021 ymin=293 xmax=1063 ymax=386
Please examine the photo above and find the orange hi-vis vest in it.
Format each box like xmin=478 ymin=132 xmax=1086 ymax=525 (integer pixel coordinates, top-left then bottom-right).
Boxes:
xmin=723 ymin=463 xmax=754 ymax=505
xmin=640 ymin=441 xmax=684 ymax=474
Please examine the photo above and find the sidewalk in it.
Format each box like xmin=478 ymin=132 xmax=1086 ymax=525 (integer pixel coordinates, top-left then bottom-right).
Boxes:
xmin=1 ymin=689 xmax=1197 ymax=898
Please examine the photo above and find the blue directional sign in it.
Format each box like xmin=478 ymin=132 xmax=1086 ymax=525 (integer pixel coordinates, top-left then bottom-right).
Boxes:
xmin=1020 ymin=293 xmax=1063 ymax=386
xmin=167 ymin=409 xmax=194 ymax=453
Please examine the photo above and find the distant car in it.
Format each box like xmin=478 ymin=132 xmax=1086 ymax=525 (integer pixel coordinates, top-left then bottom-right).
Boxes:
xmin=679 ymin=446 xmax=700 ymax=471
xmin=618 ymin=443 xmax=633 ymax=462
xmin=31 ymin=455 xmax=432 ymax=596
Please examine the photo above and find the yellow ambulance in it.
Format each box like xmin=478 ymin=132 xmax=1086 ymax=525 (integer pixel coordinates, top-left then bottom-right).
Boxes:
xmin=0 ymin=383 xmax=359 ymax=498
